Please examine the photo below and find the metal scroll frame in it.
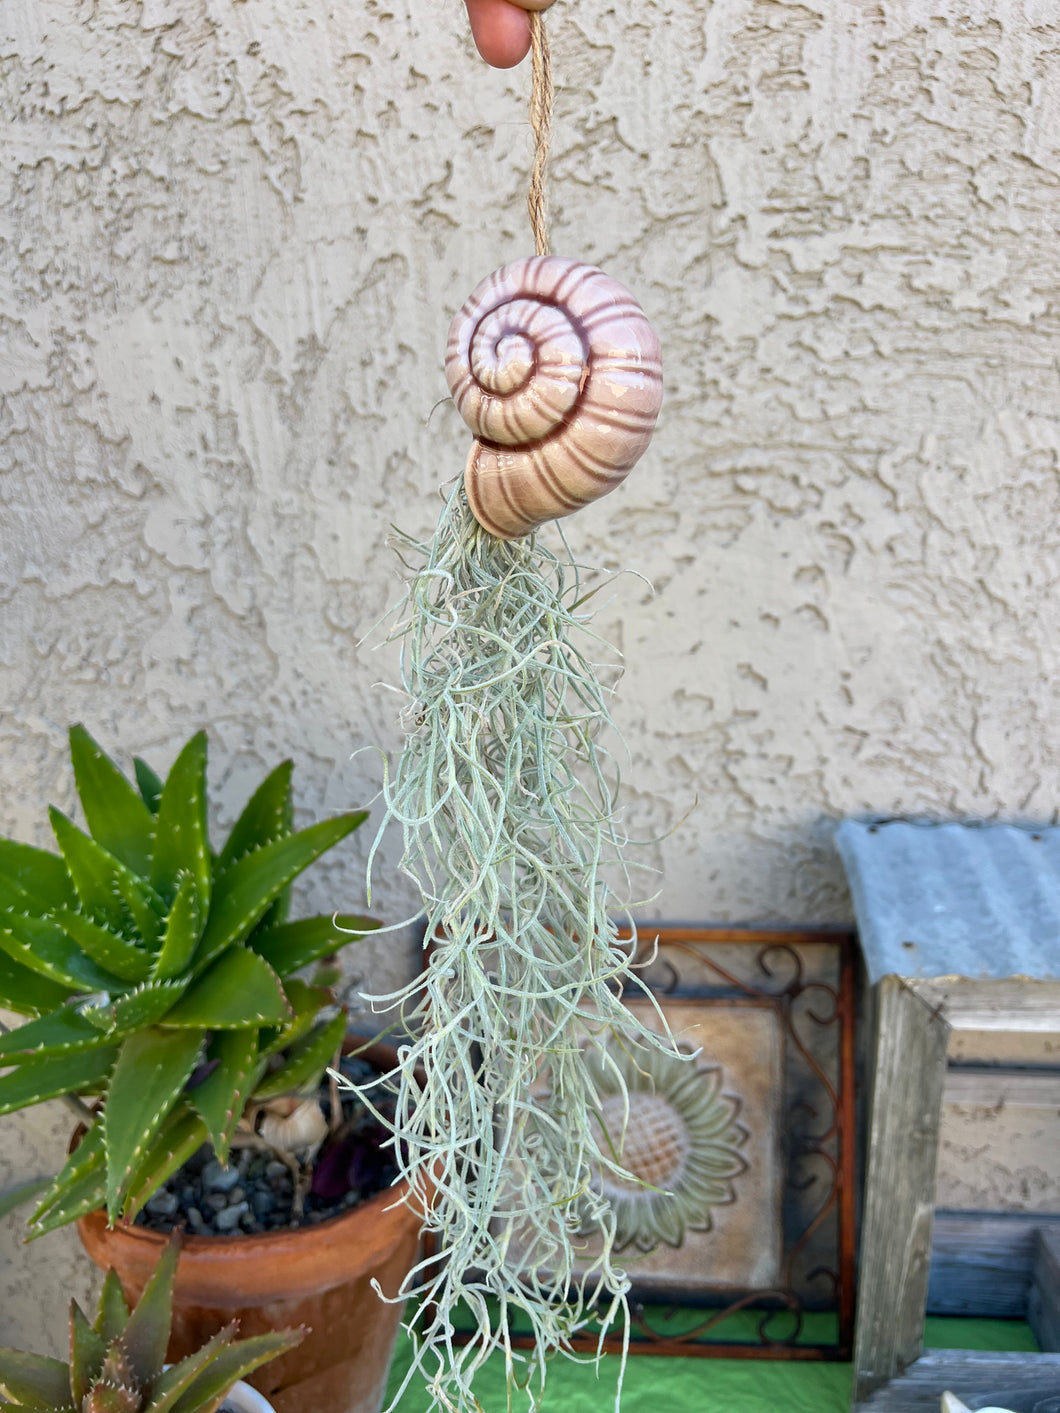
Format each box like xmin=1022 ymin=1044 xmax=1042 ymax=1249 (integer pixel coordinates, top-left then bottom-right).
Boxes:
xmin=419 ymin=923 xmax=858 ymax=1362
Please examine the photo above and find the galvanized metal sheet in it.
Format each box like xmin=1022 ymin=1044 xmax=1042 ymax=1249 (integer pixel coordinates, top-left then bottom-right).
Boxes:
xmin=835 ymin=820 xmax=1060 ymax=983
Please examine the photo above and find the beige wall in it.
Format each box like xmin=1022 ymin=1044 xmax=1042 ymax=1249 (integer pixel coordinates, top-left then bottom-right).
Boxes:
xmin=2 ymin=0 xmax=1059 ymax=1350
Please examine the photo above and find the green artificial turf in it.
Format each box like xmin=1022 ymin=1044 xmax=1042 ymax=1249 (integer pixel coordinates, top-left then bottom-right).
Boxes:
xmin=384 ymin=1314 xmax=1040 ymax=1411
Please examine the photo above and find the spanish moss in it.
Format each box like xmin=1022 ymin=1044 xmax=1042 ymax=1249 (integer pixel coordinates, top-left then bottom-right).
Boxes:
xmin=358 ymin=482 xmax=674 ymax=1413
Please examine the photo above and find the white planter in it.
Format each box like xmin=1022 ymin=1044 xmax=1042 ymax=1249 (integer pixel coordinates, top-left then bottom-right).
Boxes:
xmin=220 ymin=1380 xmax=276 ymax=1413
xmin=941 ymin=1397 xmax=1017 ymax=1413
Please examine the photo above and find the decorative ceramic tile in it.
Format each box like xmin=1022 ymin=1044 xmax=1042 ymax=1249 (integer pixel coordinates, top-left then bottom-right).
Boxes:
xmin=572 ymin=997 xmax=784 ymax=1292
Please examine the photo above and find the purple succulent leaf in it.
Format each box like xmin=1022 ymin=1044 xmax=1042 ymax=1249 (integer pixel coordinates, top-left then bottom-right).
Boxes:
xmin=310 ymin=1137 xmax=357 ymax=1201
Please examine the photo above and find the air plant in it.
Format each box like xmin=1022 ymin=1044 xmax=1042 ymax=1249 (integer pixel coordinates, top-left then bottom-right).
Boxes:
xmin=358 ymin=485 xmax=678 ymax=1413
xmin=0 ymin=1231 xmax=301 ymax=1412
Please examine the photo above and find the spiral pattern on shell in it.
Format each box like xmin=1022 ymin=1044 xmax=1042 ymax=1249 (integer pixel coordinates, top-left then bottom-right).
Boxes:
xmin=445 ymin=255 xmax=663 ymax=540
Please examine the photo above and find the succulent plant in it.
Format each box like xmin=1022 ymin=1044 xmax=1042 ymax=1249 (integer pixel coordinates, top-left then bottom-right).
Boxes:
xmin=0 ymin=726 xmax=377 ymax=1231
xmin=0 ymin=1231 xmax=301 ymax=1412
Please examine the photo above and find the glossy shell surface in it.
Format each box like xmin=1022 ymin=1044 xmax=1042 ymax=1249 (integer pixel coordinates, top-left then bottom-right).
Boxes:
xmin=445 ymin=255 xmax=663 ymax=539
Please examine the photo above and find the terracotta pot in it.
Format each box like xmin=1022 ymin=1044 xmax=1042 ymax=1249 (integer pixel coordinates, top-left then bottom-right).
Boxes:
xmin=77 ymin=1039 xmax=422 ymax=1413
xmin=79 ymin=1180 xmax=421 ymax=1413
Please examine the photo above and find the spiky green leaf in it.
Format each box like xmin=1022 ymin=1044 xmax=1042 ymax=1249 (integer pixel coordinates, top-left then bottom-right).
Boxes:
xmin=251 ymin=913 xmax=379 ymax=978
xmin=165 ymin=1330 xmax=304 ymax=1413
xmin=69 ymin=725 xmax=155 ymax=877
xmin=0 ymin=1351 xmax=72 ymax=1411
xmin=30 ymin=1121 xmax=103 ymax=1225
xmin=0 ymin=948 xmax=74 ymax=1017
xmin=0 ymin=838 xmax=75 ymax=914
xmin=120 ymin=1103 xmax=208 ymax=1224
xmin=114 ymin=877 xmax=165 ymax=950
xmin=0 ymin=1047 xmax=117 ymax=1118
xmin=51 ymin=910 xmax=153 ymax=985
xmin=81 ymin=981 xmax=189 ymax=1035
xmin=257 ymin=979 xmax=333 ymax=1058
xmin=84 ymin=1380 xmax=137 ymax=1412
xmin=252 ymin=1009 xmax=347 ymax=1101
xmin=0 ymin=1176 xmax=50 ymax=1223
xmin=48 ymin=808 xmax=131 ymax=934
xmin=0 ymin=913 xmax=125 ymax=993
xmin=216 ymin=760 xmax=292 ymax=873
xmin=141 ymin=1325 xmax=237 ymax=1413
xmin=35 ymin=1118 xmax=102 ymax=1199
xmin=26 ymin=1159 xmax=107 ymax=1239
xmin=161 ymin=950 xmax=291 ymax=1030
xmin=49 ymin=811 xmax=164 ymax=943
xmin=0 ymin=876 xmax=32 ymax=917
xmin=70 ymin=1300 xmax=106 ymax=1406
xmin=121 ymin=1232 xmax=179 ymax=1387
xmin=151 ymin=875 xmax=202 ymax=982
xmin=95 ymin=1271 xmax=130 ymax=1343
xmin=134 ymin=758 xmax=164 ymax=815
xmin=24 ymin=1164 xmax=106 ymax=1243
xmin=0 ymin=1004 xmax=111 ymax=1062
xmin=150 ymin=733 xmax=210 ymax=915
xmin=0 ymin=1397 xmax=69 ymax=1413
xmin=103 ymin=1028 xmax=203 ymax=1220
xmin=193 ymin=813 xmax=365 ymax=975
xmin=187 ymin=1030 xmax=265 ymax=1162
xmin=220 ymin=760 xmax=295 ymax=934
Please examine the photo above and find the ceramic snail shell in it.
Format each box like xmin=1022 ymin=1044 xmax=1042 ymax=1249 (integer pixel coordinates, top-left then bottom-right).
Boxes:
xmin=445 ymin=255 xmax=663 ymax=540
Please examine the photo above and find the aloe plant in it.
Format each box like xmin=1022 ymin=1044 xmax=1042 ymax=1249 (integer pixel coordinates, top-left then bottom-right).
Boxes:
xmin=0 ymin=1231 xmax=301 ymax=1412
xmin=0 ymin=726 xmax=377 ymax=1232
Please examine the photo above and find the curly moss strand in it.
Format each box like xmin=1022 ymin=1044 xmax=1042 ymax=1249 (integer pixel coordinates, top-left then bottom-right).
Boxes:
xmin=362 ymin=484 xmax=675 ymax=1413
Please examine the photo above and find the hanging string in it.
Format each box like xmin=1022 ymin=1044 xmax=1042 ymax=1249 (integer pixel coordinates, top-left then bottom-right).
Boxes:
xmin=527 ymin=11 xmax=553 ymax=256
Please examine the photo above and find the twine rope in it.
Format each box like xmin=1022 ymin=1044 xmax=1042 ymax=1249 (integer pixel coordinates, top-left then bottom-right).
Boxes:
xmin=527 ymin=11 xmax=553 ymax=256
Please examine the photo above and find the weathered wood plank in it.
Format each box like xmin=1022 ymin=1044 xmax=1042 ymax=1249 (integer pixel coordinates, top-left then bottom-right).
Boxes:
xmin=936 ymin=1065 xmax=1060 ymax=1217
xmin=907 ymin=978 xmax=1060 ymax=1032
xmin=853 ymin=976 xmax=951 ymax=1403
xmin=854 ymin=1351 xmax=1060 ymax=1413
xmin=943 ymin=1067 xmax=1060 ymax=1108
xmin=950 ymin=1029 xmax=1060 ymax=1065
xmin=928 ymin=1211 xmax=1060 ymax=1318
xmin=1029 ymin=1226 xmax=1060 ymax=1353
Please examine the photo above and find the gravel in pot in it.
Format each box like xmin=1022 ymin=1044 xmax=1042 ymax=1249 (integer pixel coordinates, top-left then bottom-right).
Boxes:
xmin=133 ymin=1054 xmax=399 ymax=1238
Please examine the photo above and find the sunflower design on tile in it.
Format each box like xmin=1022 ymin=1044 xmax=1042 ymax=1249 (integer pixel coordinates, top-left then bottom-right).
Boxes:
xmin=582 ymin=1041 xmax=749 ymax=1252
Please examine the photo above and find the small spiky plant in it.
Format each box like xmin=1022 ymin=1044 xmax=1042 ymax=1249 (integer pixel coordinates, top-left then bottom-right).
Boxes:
xmin=0 ymin=1232 xmax=301 ymax=1413
xmin=0 ymin=726 xmax=376 ymax=1232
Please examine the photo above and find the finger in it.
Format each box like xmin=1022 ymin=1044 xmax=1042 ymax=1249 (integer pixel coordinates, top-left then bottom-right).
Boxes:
xmin=463 ymin=0 xmax=532 ymax=68
xmin=505 ymin=0 xmax=555 ymax=10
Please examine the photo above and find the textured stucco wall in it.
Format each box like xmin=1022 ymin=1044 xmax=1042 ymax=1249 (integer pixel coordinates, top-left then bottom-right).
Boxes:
xmin=3 ymin=0 xmax=1060 ymax=1350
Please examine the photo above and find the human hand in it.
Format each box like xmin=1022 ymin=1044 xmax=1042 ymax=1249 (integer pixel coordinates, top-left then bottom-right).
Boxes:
xmin=463 ymin=0 xmax=555 ymax=69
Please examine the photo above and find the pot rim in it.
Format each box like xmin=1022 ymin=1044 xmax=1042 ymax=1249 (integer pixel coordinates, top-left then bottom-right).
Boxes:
xmin=82 ymin=1173 xmax=417 ymax=1251
xmin=69 ymin=1028 xmax=414 ymax=1247
xmin=78 ymin=1178 xmax=424 ymax=1305
xmin=75 ymin=1030 xmax=425 ymax=1305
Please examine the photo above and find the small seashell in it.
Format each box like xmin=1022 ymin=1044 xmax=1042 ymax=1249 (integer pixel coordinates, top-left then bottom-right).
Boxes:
xmin=446 ymin=255 xmax=663 ymax=539
xmin=256 ymin=1097 xmax=328 ymax=1154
